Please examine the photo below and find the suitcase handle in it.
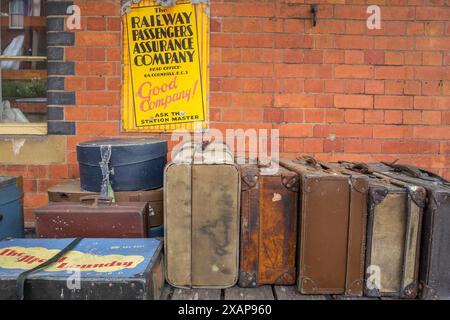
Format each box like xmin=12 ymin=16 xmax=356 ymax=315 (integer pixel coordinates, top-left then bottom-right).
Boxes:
xmin=80 ymin=195 xmax=113 ymax=207
xmin=382 ymin=161 xmax=423 ymax=178
xmin=382 ymin=161 xmax=450 ymax=184
xmin=339 ymin=161 xmax=371 ymax=174
xmin=296 ymin=156 xmax=331 ymax=171
xmin=295 ymin=155 xmax=318 ymax=167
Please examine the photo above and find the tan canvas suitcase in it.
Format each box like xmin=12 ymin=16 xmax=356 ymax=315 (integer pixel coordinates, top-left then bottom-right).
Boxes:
xmin=346 ymin=162 xmax=448 ymax=299
xmin=164 ymin=142 xmax=240 ymax=288
xmin=336 ymin=162 xmax=424 ymax=298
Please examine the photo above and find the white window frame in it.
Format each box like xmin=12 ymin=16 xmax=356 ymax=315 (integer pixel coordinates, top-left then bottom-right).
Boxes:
xmin=1 ymin=0 xmax=48 ymax=136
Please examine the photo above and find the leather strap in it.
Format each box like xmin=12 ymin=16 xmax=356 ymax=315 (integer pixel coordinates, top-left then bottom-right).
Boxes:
xmin=383 ymin=161 xmax=450 ymax=185
xmin=383 ymin=162 xmax=422 ymax=178
xmin=348 ymin=162 xmax=371 ymax=174
xmin=80 ymin=195 xmax=114 ymax=207
xmin=296 ymin=156 xmax=335 ymax=171
xmin=16 ymin=238 xmax=83 ymax=300
xmin=299 ymin=155 xmax=319 ymax=167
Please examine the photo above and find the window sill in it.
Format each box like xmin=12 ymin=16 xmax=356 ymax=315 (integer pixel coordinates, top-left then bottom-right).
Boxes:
xmin=0 ymin=123 xmax=47 ymax=135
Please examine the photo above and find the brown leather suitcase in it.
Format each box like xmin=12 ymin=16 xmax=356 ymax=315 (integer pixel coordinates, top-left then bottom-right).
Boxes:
xmin=35 ymin=196 xmax=148 ymax=238
xmin=336 ymin=162 xmax=424 ymax=298
xmin=47 ymin=179 xmax=96 ymax=202
xmin=164 ymin=142 xmax=240 ymax=288
xmin=239 ymin=162 xmax=298 ymax=287
xmin=279 ymin=156 xmax=368 ymax=296
xmin=115 ymin=189 xmax=163 ymax=227
xmin=356 ymin=162 xmax=450 ymax=300
xmin=48 ymin=179 xmax=163 ymax=227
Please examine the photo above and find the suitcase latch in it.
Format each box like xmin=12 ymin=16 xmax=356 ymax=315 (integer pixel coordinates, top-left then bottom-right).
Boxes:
xmin=80 ymin=195 xmax=114 ymax=207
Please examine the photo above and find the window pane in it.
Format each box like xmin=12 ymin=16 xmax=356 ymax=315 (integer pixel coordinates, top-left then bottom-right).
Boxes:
xmin=1 ymin=0 xmax=47 ymax=124
xmin=10 ymin=14 xmax=24 ymax=28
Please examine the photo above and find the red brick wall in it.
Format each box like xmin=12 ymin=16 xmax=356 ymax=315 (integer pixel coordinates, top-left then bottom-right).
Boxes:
xmin=1 ymin=0 xmax=449 ymax=223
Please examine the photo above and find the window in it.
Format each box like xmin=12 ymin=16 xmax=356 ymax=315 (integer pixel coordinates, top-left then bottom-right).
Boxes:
xmin=9 ymin=0 xmax=25 ymax=29
xmin=0 ymin=0 xmax=47 ymax=135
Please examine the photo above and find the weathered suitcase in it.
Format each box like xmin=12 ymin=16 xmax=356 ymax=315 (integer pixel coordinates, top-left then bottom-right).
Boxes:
xmin=359 ymin=162 xmax=450 ymax=300
xmin=48 ymin=179 xmax=96 ymax=201
xmin=115 ymin=189 xmax=163 ymax=227
xmin=77 ymin=138 xmax=167 ymax=192
xmin=239 ymin=162 xmax=298 ymax=287
xmin=0 ymin=238 xmax=164 ymax=300
xmin=279 ymin=156 xmax=368 ymax=295
xmin=165 ymin=141 xmax=240 ymax=288
xmin=48 ymin=179 xmax=163 ymax=227
xmin=0 ymin=176 xmax=24 ymax=239
xmin=336 ymin=162 xmax=424 ymax=298
xmin=35 ymin=196 xmax=148 ymax=238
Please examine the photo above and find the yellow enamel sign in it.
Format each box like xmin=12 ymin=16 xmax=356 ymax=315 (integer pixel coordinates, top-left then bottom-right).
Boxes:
xmin=0 ymin=246 xmax=145 ymax=272
xmin=122 ymin=0 xmax=209 ymax=132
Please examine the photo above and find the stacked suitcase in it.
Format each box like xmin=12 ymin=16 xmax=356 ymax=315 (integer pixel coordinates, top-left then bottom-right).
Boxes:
xmin=0 ymin=138 xmax=169 ymax=300
xmin=37 ymin=138 xmax=167 ymax=239
xmin=45 ymin=180 xmax=164 ymax=238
